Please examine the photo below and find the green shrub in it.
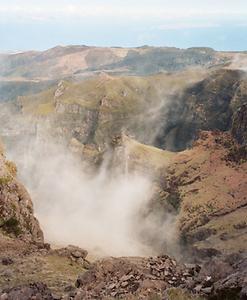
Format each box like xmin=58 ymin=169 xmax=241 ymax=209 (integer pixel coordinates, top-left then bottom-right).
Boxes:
xmin=1 ymin=217 xmax=22 ymax=236
xmin=0 ymin=175 xmax=12 ymax=186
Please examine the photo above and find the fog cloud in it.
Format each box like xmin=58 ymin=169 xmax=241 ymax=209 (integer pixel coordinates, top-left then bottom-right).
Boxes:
xmin=5 ymin=130 xmax=178 ymax=257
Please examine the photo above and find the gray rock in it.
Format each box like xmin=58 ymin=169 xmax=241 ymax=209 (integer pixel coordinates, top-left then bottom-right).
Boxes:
xmin=194 ymin=284 xmax=203 ymax=292
xmin=201 ymin=286 xmax=213 ymax=294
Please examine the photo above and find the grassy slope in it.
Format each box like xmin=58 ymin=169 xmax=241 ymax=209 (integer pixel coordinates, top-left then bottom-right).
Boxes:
xmin=123 ymin=134 xmax=175 ymax=172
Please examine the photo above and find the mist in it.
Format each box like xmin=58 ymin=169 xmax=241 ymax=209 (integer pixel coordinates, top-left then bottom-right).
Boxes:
xmin=4 ymin=127 xmax=178 ymax=257
xmin=227 ymin=53 xmax=247 ymax=71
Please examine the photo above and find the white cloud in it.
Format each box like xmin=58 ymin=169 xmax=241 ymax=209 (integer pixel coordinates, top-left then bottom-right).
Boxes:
xmin=1 ymin=1 xmax=247 ymax=50
xmin=0 ymin=2 xmax=247 ymax=23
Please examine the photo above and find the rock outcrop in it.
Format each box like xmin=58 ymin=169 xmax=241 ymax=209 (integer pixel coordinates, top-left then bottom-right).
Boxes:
xmin=53 ymin=245 xmax=91 ymax=269
xmin=200 ymin=254 xmax=247 ymax=300
xmin=0 ymin=143 xmax=43 ymax=243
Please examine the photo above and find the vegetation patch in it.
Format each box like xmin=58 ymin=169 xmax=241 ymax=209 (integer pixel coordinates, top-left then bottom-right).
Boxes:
xmin=0 ymin=175 xmax=12 ymax=186
xmin=0 ymin=217 xmax=22 ymax=236
xmin=5 ymin=160 xmax=17 ymax=177
xmin=161 ymin=174 xmax=182 ymax=211
xmin=167 ymin=288 xmax=205 ymax=300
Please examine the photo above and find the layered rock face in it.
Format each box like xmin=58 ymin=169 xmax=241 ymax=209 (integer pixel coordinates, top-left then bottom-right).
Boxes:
xmin=0 ymin=143 xmax=43 ymax=243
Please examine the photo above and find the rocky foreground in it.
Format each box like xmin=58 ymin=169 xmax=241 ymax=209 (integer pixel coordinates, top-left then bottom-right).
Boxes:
xmin=73 ymin=254 xmax=247 ymax=300
xmin=0 ymin=251 xmax=246 ymax=299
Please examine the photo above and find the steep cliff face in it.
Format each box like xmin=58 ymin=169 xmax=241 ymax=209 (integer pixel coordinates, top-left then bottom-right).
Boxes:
xmin=155 ymin=69 xmax=247 ymax=150
xmin=0 ymin=143 xmax=43 ymax=243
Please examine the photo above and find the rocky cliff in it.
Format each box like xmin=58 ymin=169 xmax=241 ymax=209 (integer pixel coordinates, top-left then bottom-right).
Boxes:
xmin=0 ymin=142 xmax=43 ymax=243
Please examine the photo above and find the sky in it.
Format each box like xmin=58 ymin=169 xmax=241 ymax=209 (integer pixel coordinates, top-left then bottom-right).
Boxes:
xmin=0 ymin=0 xmax=247 ymax=51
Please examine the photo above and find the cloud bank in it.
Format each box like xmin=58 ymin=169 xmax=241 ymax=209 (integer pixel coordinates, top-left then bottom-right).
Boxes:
xmin=1 ymin=1 xmax=247 ymax=23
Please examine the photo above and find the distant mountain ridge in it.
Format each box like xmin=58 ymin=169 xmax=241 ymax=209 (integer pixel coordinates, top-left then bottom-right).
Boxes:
xmin=0 ymin=45 xmax=237 ymax=81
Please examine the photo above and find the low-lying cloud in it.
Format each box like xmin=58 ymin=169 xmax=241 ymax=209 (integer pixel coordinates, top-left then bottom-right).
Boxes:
xmin=6 ymin=132 xmax=178 ymax=257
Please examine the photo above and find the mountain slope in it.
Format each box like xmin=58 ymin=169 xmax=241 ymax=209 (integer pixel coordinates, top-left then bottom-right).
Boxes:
xmin=165 ymin=131 xmax=247 ymax=257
